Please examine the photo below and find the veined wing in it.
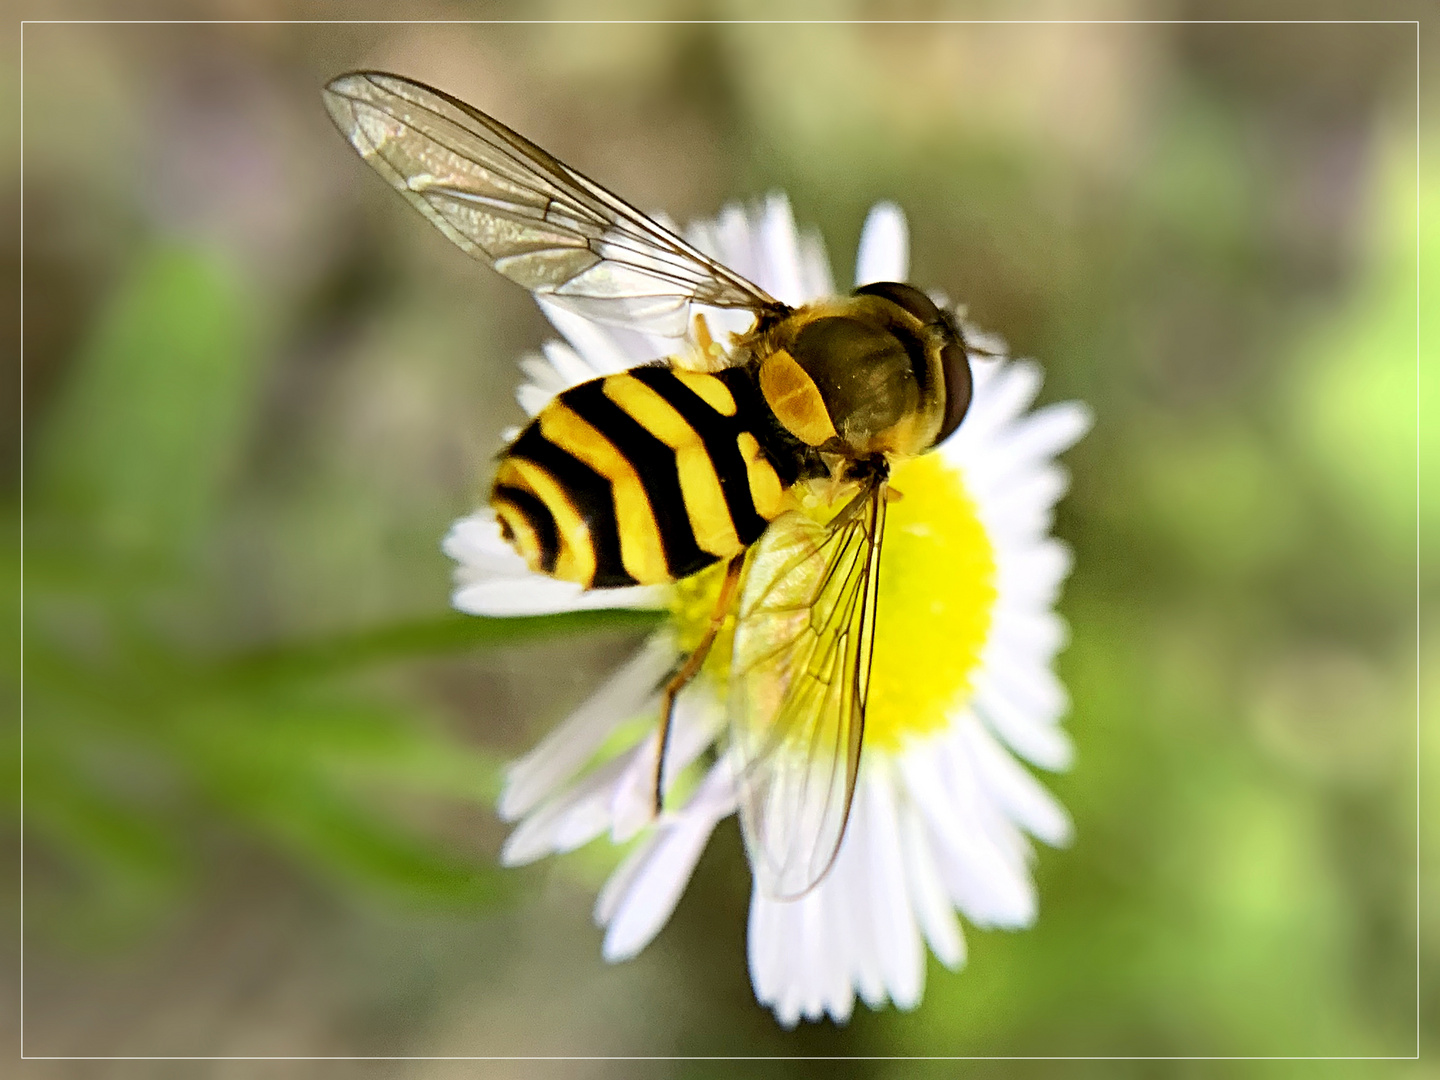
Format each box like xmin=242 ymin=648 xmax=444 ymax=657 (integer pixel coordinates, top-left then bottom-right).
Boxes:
xmin=728 ymin=476 xmax=887 ymax=900
xmin=323 ymin=71 xmax=786 ymax=338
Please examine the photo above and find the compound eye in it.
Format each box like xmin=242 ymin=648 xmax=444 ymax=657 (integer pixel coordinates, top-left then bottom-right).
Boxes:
xmin=853 ymin=281 xmax=943 ymax=326
xmin=933 ymin=338 xmax=973 ymax=446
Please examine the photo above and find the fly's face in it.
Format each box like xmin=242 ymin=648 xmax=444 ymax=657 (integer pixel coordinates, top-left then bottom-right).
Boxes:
xmin=754 ymin=281 xmax=972 ymax=462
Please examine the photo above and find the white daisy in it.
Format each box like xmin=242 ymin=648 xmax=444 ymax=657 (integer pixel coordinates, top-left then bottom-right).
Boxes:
xmin=443 ymin=194 xmax=1091 ymax=1027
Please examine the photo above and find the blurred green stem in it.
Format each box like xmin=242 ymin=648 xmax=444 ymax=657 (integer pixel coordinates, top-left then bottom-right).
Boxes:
xmin=215 ymin=608 xmax=664 ymax=687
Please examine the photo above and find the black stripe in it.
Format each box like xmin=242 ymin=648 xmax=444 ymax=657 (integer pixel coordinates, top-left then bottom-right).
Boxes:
xmin=631 ymin=366 xmax=770 ymax=544
xmin=494 ymin=484 xmax=559 ymax=574
xmin=716 ymin=366 xmax=821 ymax=490
xmin=507 ymin=423 xmax=637 ymax=588
xmin=561 ymin=379 xmax=714 ymax=580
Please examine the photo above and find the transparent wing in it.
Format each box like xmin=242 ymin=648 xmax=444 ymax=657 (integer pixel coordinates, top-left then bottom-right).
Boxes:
xmin=728 ymin=477 xmax=887 ymax=900
xmin=323 ymin=71 xmax=785 ymax=338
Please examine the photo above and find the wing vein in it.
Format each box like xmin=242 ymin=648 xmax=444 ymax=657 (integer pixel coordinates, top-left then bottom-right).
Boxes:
xmin=728 ymin=475 xmax=889 ymax=899
xmin=325 ymin=71 xmax=788 ymax=338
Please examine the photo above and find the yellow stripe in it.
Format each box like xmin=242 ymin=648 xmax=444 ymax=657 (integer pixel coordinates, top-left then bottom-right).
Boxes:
xmin=758 ymin=349 xmax=838 ymax=447
xmin=494 ymin=457 xmax=596 ymax=586
xmin=538 ymin=402 xmax=669 ymax=585
xmin=736 ymin=432 xmax=786 ymax=520
xmin=491 ymin=495 xmax=543 ymax=573
xmin=671 ymin=370 xmax=737 ymax=416
xmin=603 ymin=374 xmax=744 ymax=559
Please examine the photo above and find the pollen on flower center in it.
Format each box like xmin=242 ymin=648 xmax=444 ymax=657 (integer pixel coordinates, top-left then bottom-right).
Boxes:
xmin=667 ymin=454 xmax=995 ymax=752
xmin=867 ymin=454 xmax=995 ymax=752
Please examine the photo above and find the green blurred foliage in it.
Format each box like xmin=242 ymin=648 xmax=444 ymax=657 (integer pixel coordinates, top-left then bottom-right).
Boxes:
xmin=38 ymin=248 xmax=258 ymax=566
xmin=11 ymin=12 xmax=1427 ymax=1066
xmin=1291 ymin=129 xmax=1436 ymax=560
xmin=17 ymin=244 xmax=665 ymax=945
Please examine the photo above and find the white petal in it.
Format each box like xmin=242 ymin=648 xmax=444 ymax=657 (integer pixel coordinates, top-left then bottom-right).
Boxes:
xmin=498 ymin=633 xmax=676 ymax=820
xmin=897 ymin=738 xmax=1036 ymax=928
xmin=796 ymin=892 xmax=826 ymax=1021
xmin=941 ymin=360 xmax=1043 ymax=465
xmin=970 ymin=448 xmax=1071 ymax=511
xmin=860 ymin=766 xmax=925 ymax=1009
xmin=973 ymin=452 xmax=1077 ymax=521
xmin=519 ymin=353 xmax=569 ymax=398
xmin=598 ymin=765 xmax=735 ymax=961
xmin=819 ymin=907 xmax=856 ymax=1022
xmin=978 ymin=641 xmax=1071 ymax=728
xmin=829 ymin=792 xmax=886 ymax=1009
xmin=751 ymin=803 xmax=898 ymax=1023
xmin=854 ymin=202 xmax=909 ymax=285
xmin=747 ymin=881 xmax=781 ymax=1004
xmin=536 ymin=298 xmax=654 ymax=374
xmin=986 ymin=608 xmax=1069 ymax=667
xmin=690 ymin=206 xmax=773 ymax=340
xmin=804 ymin=882 xmax=852 ymax=1023
xmin=750 ymin=880 xmax=854 ymax=1026
xmin=500 ymin=753 xmax=631 ymax=865
xmin=977 ymin=467 xmax=1070 ymax=544
xmin=712 ymin=203 xmax=764 ymax=285
xmin=787 ymin=894 xmax=821 ymax=1022
xmin=991 ymin=401 xmax=1093 ymax=475
xmin=608 ymin=753 xmax=659 ymax=844
xmin=969 ymin=352 xmax=1002 ymax=393
xmin=959 ymin=716 xmax=1073 ymax=847
xmin=444 ymin=511 xmax=667 ymax=616
xmin=540 ymin=339 xmax=601 ymax=387
xmin=993 ymin=540 xmax=1073 ymax=613
xmin=442 ymin=511 xmax=526 ymax=573
xmin=684 ymin=217 xmax=723 ymax=263
xmin=961 ymin=321 xmax=1009 ymax=360
xmin=452 ymin=575 xmax=664 ymax=617
xmin=758 ymin=193 xmax=807 ymax=306
xmin=516 ymin=383 xmax=553 ymax=417
xmin=608 ymin=691 xmax=726 ymax=843
xmin=897 ymin=795 xmax=966 ymax=970
xmin=971 ymin=669 xmax=1075 ymax=771
xmin=594 ymin=833 xmax=654 ymax=932
xmin=798 ymin=227 xmax=837 ymax=303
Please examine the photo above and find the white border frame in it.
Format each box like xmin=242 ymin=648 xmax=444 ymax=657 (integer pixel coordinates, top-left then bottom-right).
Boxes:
xmin=15 ymin=15 xmax=1425 ymax=1064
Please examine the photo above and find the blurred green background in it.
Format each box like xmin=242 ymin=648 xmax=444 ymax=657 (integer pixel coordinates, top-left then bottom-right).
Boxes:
xmin=9 ymin=4 xmax=1433 ymax=1071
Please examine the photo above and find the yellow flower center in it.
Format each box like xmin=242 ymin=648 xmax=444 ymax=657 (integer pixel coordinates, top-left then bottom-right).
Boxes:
xmin=667 ymin=453 xmax=996 ymax=753
xmin=866 ymin=454 xmax=996 ymax=751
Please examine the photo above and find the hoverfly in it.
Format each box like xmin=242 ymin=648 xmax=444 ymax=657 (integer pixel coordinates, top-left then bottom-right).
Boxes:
xmin=324 ymin=72 xmax=975 ymax=900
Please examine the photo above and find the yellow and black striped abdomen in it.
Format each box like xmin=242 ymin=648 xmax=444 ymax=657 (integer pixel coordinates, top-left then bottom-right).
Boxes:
xmin=492 ymin=365 xmax=805 ymax=587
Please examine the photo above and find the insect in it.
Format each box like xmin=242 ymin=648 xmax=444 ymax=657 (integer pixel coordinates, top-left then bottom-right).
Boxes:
xmin=324 ymin=72 xmax=975 ymax=900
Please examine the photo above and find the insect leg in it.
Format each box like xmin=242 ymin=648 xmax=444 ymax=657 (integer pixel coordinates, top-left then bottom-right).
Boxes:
xmin=653 ymin=553 xmax=746 ymax=815
xmin=693 ymin=312 xmax=715 ymax=354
